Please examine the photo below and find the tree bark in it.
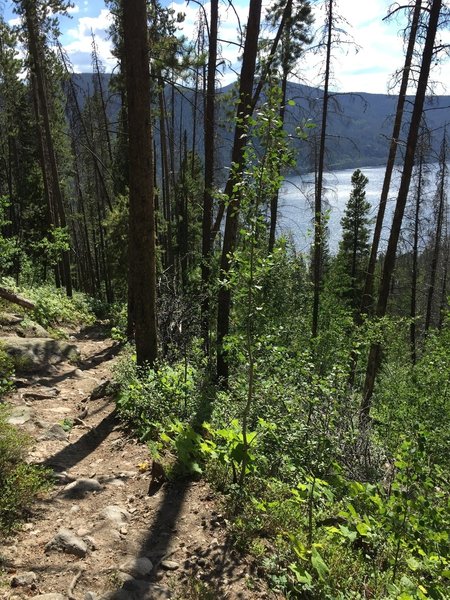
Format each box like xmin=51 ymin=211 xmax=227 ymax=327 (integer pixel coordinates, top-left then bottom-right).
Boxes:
xmin=425 ymin=131 xmax=447 ymax=331
xmin=0 ymin=286 xmax=35 ymax=310
xmin=361 ymin=0 xmax=442 ymax=425
xmin=201 ymin=0 xmax=218 ymax=355
xmin=312 ymin=0 xmax=333 ymax=338
xmin=360 ymin=0 xmax=422 ymax=315
xmin=216 ymin=0 xmax=262 ymax=383
xmin=123 ymin=0 xmax=158 ymax=367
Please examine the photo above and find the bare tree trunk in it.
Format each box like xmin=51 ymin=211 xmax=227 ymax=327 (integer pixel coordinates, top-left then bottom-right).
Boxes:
xmin=216 ymin=0 xmax=262 ymax=383
xmin=425 ymin=131 xmax=447 ymax=331
xmin=360 ymin=0 xmax=422 ymax=315
xmin=361 ymin=0 xmax=442 ymax=425
xmin=312 ymin=0 xmax=332 ymax=338
xmin=410 ymin=150 xmax=424 ymax=364
xmin=201 ymin=0 xmax=218 ymax=355
xmin=123 ymin=0 xmax=158 ymax=367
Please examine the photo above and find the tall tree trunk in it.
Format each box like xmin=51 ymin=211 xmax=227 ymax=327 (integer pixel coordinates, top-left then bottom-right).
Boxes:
xmin=201 ymin=0 xmax=218 ymax=354
xmin=410 ymin=150 xmax=424 ymax=364
xmin=268 ymin=0 xmax=292 ymax=254
xmin=361 ymin=0 xmax=442 ymax=425
xmin=216 ymin=0 xmax=262 ymax=383
xmin=123 ymin=0 xmax=158 ymax=367
xmin=425 ymin=131 xmax=447 ymax=331
xmin=312 ymin=0 xmax=333 ymax=338
xmin=360 ymin=0 xmax=422 ymax=315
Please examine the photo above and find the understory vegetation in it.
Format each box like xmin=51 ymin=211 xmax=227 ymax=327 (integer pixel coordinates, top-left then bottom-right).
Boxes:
xmin=1 ymin=0 xmax=449 ymax=597
xmin=114 ymin=252 xmax=450 ymax=599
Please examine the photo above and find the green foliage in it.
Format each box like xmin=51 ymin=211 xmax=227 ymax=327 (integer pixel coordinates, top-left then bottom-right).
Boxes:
xmin=28 ymin=285 xmax=95 ymax=328
xmin=31 ymin=227 xmax=70 ymax=268
xmin=0 ymin=197 xmax=24 ymax=276
xmin=114 ymin=348 xmax=205 ymax=440
xmin=0 ymin=344 xmax=14 ymax=398
xmin=332 ymin=169 xmax=371 ymax=309
xmin=0 ymin=407 xmax=51 ymax=535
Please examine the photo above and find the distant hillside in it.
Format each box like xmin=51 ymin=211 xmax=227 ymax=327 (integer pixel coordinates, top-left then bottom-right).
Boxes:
xmin=72 ymin=73 xmax=450 ymax=173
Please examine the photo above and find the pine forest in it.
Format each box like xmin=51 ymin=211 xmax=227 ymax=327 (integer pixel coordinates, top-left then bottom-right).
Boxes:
xmin=0 ymin=1 xmax=449 ymax=599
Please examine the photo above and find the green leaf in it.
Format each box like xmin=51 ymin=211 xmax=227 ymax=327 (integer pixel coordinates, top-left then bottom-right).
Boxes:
xmin=311 ymin=546 xmax=329 ymax=580
xmin=406 ymin=556 xmax=421 ymax=571
xmin=356 ymin=522 xmax=371 ymax=536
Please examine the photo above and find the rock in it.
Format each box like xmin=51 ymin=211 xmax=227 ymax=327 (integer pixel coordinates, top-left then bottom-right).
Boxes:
xmin=90 ymin=380 xmax=119 ymax=400
xmin=84 ymin=593 xmax=98 ymax=600
xmin=101 ymin=591 xmax=134 ymax=600
xmin=45 ymin=528 xmax=88 ymax=557
xmin=23 ymin=387 xmax=60 ymax=400
xmin=52 ymin=471 xmax=76 ymax=485
xmin=100 ymin=505 xmax=130 ymax=527
xmin=83 ymin=535 xmax=98 ymax=550
xmin=33 ymin=595 xmax=65 ymax=600
xmin=6 ymin=406 xmax=32 ymax=425
xmin=0 ymin=337 xmax=80 ymax=374
xmin=119 ymin=556 xmax=154 ymax=577
xmin=64 ymin=478 xmax=102 ymax=496
xmin=115 ymin=571 xmax=135 ymax=585
xmin=0 ymin=312 xmax=23 ymax=326
xmin=15 ymin=320 xmax=49 ymax=338
xmin=43 ymin=423 xmax=68 ymax=441
xmin=10 ymin=571 xmax=37 ymax=587
xmin=122 ymin=582 xmax=171 ymax=600
xmin=160 ymin=560 xmax=180 ymax=571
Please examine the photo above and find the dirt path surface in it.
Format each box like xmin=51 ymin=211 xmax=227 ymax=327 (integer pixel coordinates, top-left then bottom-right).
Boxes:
xmin=1 ymin=330 xmax=274 ymax=600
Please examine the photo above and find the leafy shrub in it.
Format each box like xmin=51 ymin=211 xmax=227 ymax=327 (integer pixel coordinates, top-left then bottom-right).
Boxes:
xmin=0 ymin=278 xmax=95 ymax=329
xmin=114 ymin=349 xmax=204 ymax=440
xmin=0 ymin=407 xmax=51 ymax=535
xmin=0 ymin=344 xmax=14 ymax=398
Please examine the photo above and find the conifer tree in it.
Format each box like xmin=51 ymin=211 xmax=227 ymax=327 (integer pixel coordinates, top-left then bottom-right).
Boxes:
xmin=336 ymin=169 xmax=371 ymax=308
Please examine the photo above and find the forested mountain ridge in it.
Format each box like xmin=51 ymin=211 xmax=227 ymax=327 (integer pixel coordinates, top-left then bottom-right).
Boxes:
xmin=72 ymin=72 xmax=450 ymax=171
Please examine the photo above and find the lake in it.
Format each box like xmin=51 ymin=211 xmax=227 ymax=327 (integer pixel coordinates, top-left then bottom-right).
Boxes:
xmin=278 ymin=164 xmax=441 ymax=253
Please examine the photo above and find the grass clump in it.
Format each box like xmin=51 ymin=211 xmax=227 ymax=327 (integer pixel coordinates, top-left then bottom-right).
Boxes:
xmin=0 ymin=407 xmax=51 ymax=536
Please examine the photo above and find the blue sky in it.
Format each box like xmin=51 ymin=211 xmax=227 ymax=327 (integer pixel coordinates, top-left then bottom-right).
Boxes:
xmin=2 ymin=0 xmax=450 ymax=94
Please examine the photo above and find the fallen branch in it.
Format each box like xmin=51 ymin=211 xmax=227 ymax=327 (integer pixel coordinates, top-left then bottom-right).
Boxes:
xmin=0 ymin=286 xmax=35 ymax=311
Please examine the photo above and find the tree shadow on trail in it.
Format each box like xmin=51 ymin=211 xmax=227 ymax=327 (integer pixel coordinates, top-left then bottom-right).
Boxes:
xmin=105 ymin=384 xmax=251 ymax=600
xmin=42 ymin=410 xmax=118 ymax=472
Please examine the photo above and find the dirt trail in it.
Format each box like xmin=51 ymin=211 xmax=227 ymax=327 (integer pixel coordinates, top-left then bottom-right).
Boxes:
xmin=0 ymin=330 xmax=275 ymax=600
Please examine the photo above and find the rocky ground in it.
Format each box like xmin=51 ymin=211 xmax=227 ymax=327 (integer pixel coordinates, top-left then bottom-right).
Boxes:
xmin=0 ymin=323 xmax=278 ymax=600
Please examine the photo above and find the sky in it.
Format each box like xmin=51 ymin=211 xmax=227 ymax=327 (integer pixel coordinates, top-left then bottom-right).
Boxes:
xmin=2 ymin=0 xmax=450 ymax=95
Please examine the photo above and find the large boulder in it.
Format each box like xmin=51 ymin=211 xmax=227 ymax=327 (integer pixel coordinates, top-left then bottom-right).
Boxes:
xmin=0 ymin=337 xmax=79 ymax=373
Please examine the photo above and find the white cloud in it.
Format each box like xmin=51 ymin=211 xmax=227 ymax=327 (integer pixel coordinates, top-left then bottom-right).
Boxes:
xmin=67 ymin=4 xmax=80 ymax=14
xmin=63 ymin=8 xmax=115 ymax=72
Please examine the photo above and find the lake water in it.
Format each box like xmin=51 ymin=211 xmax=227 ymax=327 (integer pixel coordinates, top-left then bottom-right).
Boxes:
xmin=278 ymin=164 xmax=439 ymax=253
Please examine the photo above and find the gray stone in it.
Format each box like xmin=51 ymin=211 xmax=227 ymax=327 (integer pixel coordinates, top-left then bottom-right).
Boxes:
xmin=84 ymin=593 xmax=98 ymax=600
xmin=119 ymin=556 xmax=153 ymax=577
xmin=15 ymin=320 xmax=49 ymax=338
xmin=23 ymin=387 xmax=60 ymax=400
xmin=0 ymin=312 xmax=23 ymax=326
xmin=100 ymin=505 xmax=130 ymax=527
xmin=123 ymin=579 xmax=171 ymax=600
xmin=44 ymin=424 xmax=68 ymax=441
xmin=64 ymin=478 xmax=102 ymax=495
xmin=90 ymin=380 xmax=119 ymax=400
xmin=6 ymin=406 xmax=32 ymax=425
xmin=10 ymin=571 xmax=37 ymax=587
xmin=0 ymin=337 xmax=80 ymax=374
xmin=160 ymin=560 xmax=180 ymax=571
xmin=45 ymin=528 xmax=88 ymax=557
xmin=101 ymin=591 xmax=133 ymax=600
